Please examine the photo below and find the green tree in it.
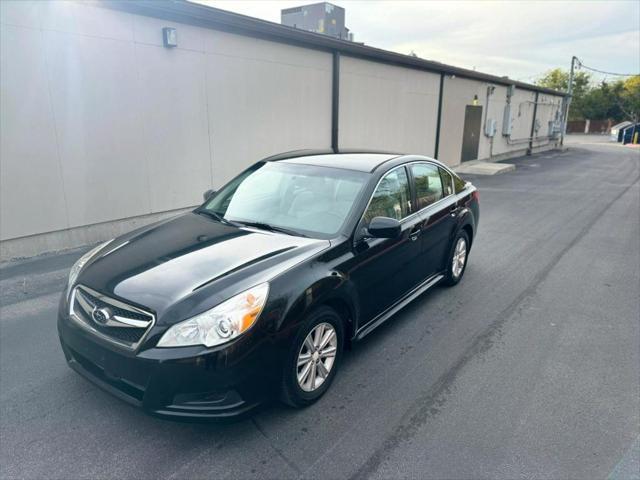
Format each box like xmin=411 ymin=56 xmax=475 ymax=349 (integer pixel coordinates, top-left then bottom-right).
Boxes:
xmin=620 ymin=75 xmax=640 ymax=121
xmin=536 ymin=69 xmax=640 ymax=121
xmin=581 ymin=82 xmax=616 ymax=120
xmin=581 ymin=76 xmax=640 ymax=122
xmin=536 ymin=68 xmax=592 ymax=120
xmin=536 ymin=68 xmax=591 ymax=96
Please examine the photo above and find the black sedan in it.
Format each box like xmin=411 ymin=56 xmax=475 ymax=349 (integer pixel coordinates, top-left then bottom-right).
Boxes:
xmin=58 ymin=150 xmax=479 ymax=420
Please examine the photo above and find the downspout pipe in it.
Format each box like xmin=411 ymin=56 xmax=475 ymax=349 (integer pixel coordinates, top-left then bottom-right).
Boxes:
xmin=433 ymin=73 xmax=445 ymax=160
xmin=331 ymin=51 xmax=340 ymax=153
xmin=483 ymin=85 xmax=496 ymax=159
xmin=527 ymin=92 xmax=539 ymax=155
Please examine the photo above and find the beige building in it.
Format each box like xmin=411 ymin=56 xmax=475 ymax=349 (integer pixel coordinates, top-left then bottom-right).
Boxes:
xmin=0 ymin=0 xmax=565 ymax=260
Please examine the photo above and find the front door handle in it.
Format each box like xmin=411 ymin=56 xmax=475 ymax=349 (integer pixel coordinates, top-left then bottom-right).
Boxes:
xmin=409 ymin=227 xmax=421 ymax=242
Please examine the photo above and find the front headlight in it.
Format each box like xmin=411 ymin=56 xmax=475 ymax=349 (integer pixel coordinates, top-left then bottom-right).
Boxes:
xmin=157 ymin=283 xmax=269 ymax=348
xmin=67 ymin=240 xmax=113 ymax=292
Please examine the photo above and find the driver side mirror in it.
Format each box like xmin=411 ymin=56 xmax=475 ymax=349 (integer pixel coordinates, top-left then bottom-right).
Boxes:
xmin=367 ymin=216 xmax=401 ymax=239
xmin=203 ymin=189 xmax=216 ymax=201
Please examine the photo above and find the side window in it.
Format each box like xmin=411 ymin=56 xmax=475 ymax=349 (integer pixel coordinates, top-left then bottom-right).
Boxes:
xmin=410 ymin=163 xmax=443 ymax=210
xmin=452 ymin=172 xmax=466 ymax=193
xmin=363 ymin=168 xmax=411 ymax=223
xmin=440 ymin=168 xmax=454 ymax=196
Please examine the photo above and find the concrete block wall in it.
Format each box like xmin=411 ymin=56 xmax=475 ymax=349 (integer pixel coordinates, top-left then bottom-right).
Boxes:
xmin=0 ymin=1 xmax=331 ymax=259
xmin=339 ymin=56 xmax=440 ymax=156
xmin=437 ymin=77 xmax=561 ymax=167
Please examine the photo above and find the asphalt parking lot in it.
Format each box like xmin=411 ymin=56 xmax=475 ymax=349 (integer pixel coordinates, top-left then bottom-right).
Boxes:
xmin=1 ymin=139 xmax=638 ymax=480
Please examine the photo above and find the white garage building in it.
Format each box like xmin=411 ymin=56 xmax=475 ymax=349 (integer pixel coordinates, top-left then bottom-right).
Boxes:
xmin=0 ymin=0 xmax=565 ymax=260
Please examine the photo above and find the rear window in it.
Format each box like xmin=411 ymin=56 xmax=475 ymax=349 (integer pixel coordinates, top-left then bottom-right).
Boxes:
xmin=410 ymin=163 xmax=443 ymax=210
xmin=439 ymin=168 xmax=454 ymax=196
xmin=452 ymin=172 xmax=466 ymax=193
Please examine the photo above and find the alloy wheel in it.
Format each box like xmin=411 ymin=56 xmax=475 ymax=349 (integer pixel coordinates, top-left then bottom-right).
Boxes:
xmin=452 ymin=237 xmax=467 ymax=279
xmin=296 ymin=322 xmax=338 ymax=392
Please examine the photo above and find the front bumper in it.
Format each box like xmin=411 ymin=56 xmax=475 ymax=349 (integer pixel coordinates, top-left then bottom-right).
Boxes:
xmin=57 ymin=297 xmax=277 ymax=421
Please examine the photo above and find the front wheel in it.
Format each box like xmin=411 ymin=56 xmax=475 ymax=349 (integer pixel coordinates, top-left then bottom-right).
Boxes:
xmin=443 ymin=230 xmax=470 ymax=286
xmin=280 ymin=306 xmax=344 ymax=408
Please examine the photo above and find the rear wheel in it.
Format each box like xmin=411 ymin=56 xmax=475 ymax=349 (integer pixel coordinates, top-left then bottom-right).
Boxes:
xmin=443 ymin=230 xmax=470 ymax=286
xmin=280 ymin=306 xmax=343 ymax=408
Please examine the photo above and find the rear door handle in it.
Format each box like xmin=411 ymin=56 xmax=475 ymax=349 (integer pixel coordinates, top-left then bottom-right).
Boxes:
xmin=449 ymin=205 xmax=459 ymax=217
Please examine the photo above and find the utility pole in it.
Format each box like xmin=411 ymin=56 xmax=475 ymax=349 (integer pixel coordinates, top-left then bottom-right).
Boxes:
xmin=561 ymin=55 xmax=578 ymax=146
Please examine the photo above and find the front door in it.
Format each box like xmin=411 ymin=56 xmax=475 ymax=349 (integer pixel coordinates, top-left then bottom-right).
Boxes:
xmin=461 ymin=105 xmax=483 ymax=162
xmin=348 ymin=166 xmax=424 ymax=326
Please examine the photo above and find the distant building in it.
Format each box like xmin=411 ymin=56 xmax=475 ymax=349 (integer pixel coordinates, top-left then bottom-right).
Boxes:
xmin=281 ymin=2 xmax=352 ymax=40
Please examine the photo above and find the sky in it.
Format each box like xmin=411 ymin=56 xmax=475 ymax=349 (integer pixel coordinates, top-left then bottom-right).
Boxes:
xmin=194 ymin=0 xmax=640 ymax=85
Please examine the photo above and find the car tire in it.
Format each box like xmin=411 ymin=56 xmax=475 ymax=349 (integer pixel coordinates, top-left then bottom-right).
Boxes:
xmin=280 ymin=306 xmax=344 ymax=408
xmin=443 ymin=230 xmax=470 ymax=286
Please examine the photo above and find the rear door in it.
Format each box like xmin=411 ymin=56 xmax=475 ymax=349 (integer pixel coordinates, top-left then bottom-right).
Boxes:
xmin=408 ymin=163 xmax=458 ymax=275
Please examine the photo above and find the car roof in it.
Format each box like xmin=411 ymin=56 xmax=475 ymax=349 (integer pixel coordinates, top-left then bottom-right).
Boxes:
xmin=265 ymin=150 xmax=402 ymax=173
xmin=263 ymin=150 xmax=453 ymax=175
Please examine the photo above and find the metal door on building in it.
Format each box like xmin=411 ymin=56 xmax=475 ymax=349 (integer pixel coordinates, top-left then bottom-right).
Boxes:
xmin=461 ymin=105 xmax=483 ymax=162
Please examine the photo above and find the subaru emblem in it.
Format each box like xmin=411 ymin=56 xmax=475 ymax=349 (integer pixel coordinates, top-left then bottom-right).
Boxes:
xmin=92 ymin=307 xmax=112 ymax=325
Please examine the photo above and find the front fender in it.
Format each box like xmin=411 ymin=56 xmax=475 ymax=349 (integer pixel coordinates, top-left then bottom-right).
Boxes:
xmin=277 ymin=271 xmax=359 ymax=329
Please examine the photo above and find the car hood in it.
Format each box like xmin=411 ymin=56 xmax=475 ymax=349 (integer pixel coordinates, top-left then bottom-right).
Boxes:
xmin=79 ymin=212 xmax=329 ymax=314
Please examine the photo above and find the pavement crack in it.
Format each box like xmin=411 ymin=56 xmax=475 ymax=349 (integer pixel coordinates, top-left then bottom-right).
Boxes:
xmin=251 ymin=417 xmax=302 ymax=475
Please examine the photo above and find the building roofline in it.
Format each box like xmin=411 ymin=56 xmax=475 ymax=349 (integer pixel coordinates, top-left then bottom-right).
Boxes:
xmin=103 ymin=0 xmax=566 ymax=97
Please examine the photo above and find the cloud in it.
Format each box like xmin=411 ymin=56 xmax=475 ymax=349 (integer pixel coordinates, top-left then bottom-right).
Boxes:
xmin=195 ymin=0 xmax=640 ymax=81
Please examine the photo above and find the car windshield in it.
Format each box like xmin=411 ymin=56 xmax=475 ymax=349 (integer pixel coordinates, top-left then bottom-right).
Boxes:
xmin=199 ymin=161 xmax=370 ymax=238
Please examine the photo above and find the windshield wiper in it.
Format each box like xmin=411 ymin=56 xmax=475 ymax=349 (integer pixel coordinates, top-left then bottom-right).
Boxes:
xmin=195 ymin=209 xmax=240 ymax=227
xmin=236 ymin=221 xmax=307 ymax=238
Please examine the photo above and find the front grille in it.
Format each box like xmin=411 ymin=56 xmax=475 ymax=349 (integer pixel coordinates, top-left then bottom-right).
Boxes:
xmin=79 ymin=289 xmax=151 ymax=322
xmin=87 ymin=323 xmax=146 ymax=344
xmin=70 ymin=285 xmax=155 ymax=350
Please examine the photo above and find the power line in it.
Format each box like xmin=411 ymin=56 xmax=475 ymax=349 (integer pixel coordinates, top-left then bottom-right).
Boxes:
xmin=575 ymin=58 xmax=638 ymax=77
